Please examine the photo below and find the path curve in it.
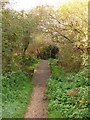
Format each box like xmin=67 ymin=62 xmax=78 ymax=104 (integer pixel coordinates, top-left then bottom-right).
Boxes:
xmin=24 ymin=60 xmax=50 ymax=118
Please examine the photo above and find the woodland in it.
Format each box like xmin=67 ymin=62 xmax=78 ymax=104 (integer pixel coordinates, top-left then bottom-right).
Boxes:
xmin=1 ymin=0 xmax=90 ymax=118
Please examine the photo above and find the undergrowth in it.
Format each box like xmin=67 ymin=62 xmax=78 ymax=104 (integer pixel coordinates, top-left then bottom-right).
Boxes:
xmin=2 ymin=55 xmax=39 ymax=118
xmin=46 ymin=59 xmax=89 ymax=118
xmin=2 ymin=70 xmax=33 ymax=118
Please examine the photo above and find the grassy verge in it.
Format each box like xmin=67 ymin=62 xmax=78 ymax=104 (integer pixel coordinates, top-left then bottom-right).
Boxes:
xmin=2 ymin=55 xmax=40 ymax=118
xmin=46 ymin=59 xmax=89 ymax=118
xmin=2 ymin=70 xmax=33 ymax=118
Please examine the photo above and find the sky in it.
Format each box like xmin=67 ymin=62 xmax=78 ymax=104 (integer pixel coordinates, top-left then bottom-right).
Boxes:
xmin=11 ymin=0 xmax=70 ymax=11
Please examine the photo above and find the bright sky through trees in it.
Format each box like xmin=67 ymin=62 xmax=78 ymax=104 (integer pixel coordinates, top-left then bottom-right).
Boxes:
xmin=11 ymin=0 xmax=70 ymax=11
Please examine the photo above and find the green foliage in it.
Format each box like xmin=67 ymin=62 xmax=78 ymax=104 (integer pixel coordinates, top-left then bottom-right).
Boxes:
xmin=46 ymin=59 xmax=89 ymax=118
xmin=2 ymin=55 xmax=40 ymax=118
xmin=23 ymin=55 xmax=40 ymax=75
xmin=2 ymin=8 xmax=39 ymax=74
xmin=73 ymin=69 xmax=90 ymax=87
xmin=2 ymin=70 xmax=33 ymax=118
xmin=26 ymin=55 xmax=39 ymax=65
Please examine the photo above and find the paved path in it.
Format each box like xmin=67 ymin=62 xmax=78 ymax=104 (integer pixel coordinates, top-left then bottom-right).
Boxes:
xmin=24 ymin=60 xmax=50 ymax=118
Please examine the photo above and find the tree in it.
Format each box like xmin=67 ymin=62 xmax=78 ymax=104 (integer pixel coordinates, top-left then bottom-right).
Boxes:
xmin=38 ymin=1 xmax=88 ymax=68
xmin=2 ymin=8 xmax=40 ymax=73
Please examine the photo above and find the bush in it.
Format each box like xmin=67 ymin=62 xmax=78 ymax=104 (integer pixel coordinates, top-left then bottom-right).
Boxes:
xmin=23 ymin=55 xmax=39 ymax=66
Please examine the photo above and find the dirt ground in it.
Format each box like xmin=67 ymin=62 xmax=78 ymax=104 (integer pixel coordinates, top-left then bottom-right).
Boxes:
xmin=24 ymin=60 xmax=50 ymax=118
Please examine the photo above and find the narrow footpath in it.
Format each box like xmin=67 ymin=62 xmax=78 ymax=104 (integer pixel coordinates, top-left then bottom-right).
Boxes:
xmin=24 ymin=60 xmax=50 ymax=118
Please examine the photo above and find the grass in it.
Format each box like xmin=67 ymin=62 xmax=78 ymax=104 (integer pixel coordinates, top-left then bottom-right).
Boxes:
xmin=46 ymin=59 xmax=89 ymax=118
